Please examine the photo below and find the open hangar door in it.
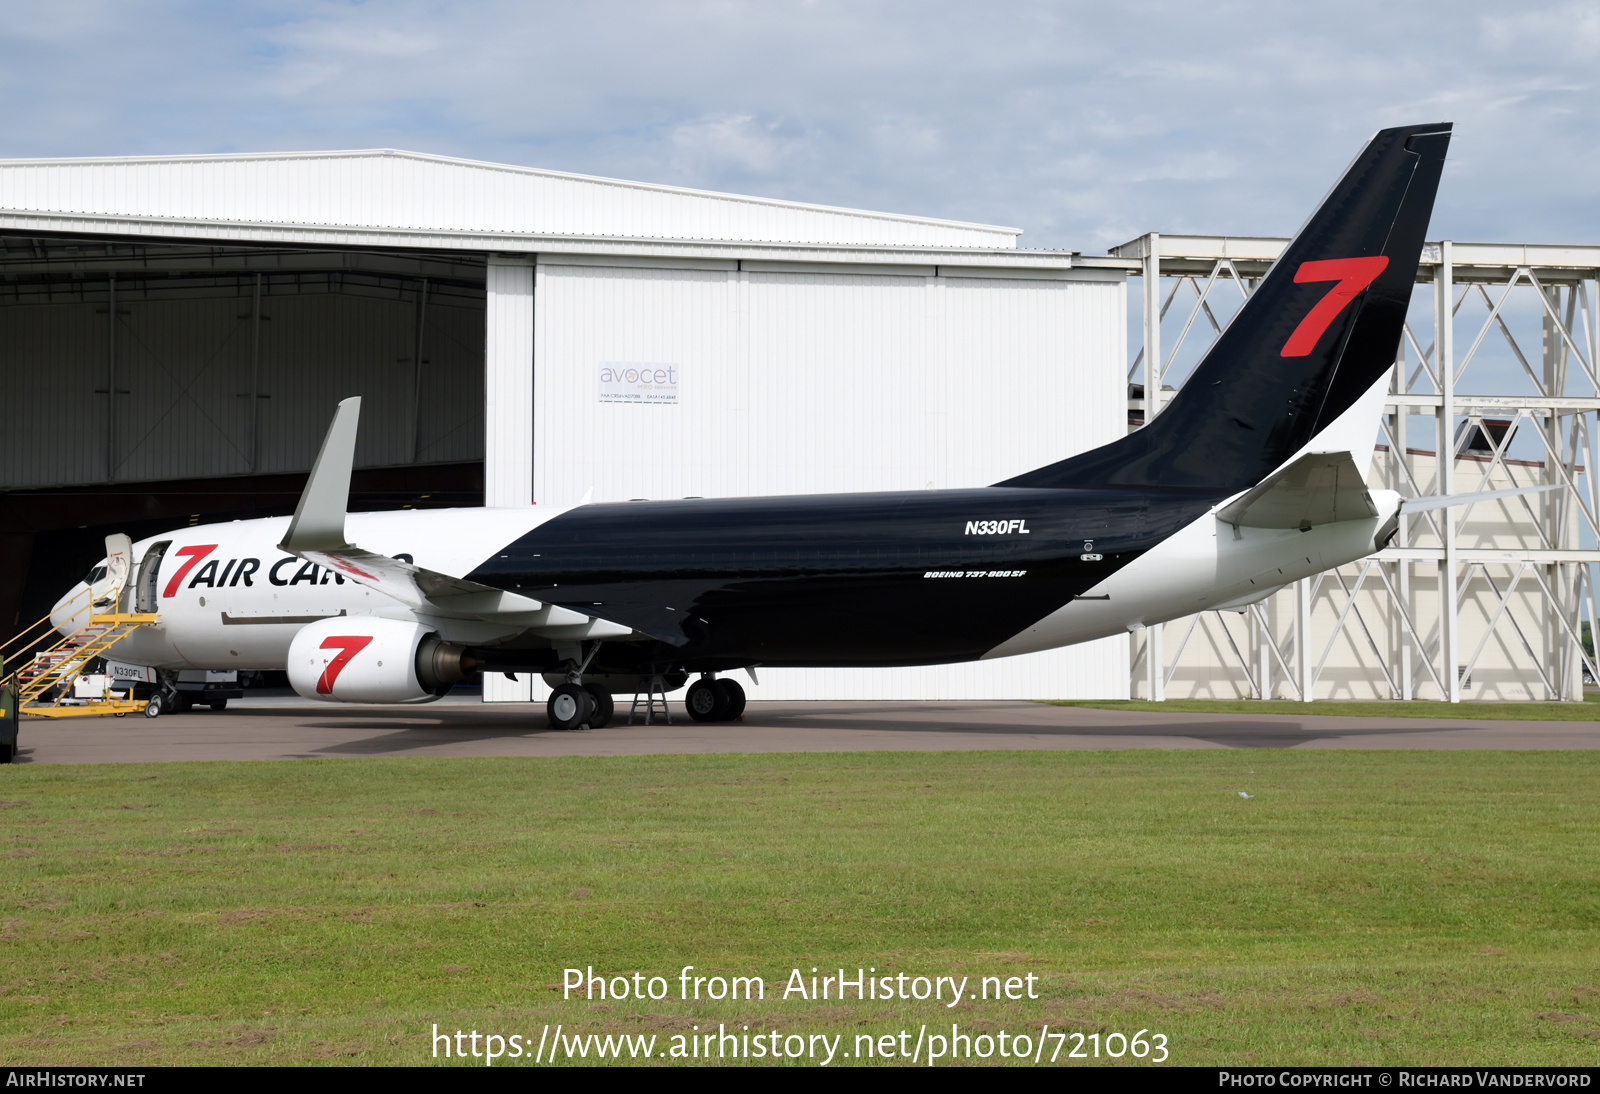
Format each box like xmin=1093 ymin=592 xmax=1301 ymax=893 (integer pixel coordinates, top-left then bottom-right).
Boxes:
xmin=0 ymin=233 xmax=488 ymax=641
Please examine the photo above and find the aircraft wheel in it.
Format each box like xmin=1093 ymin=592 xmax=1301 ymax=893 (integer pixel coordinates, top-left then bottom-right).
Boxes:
xmin=583 ymin=685 xmax=614 ymax=729
xmin=208 ymin=698 xmax=228 ymax=711
xmin=685 ymin=679 xmax=730 ymax=722
xmin=173 ymin=692 xmax=193 ymax=714
xmin=0 ymin=742 xmax=14 ymax=764
xmin=547 ymin=683 xmax=593 ymax=731
xmin=715 ymin=679 xmax=746 ymax=720
xmin=144 ymin=695 xmax=163 ymax=719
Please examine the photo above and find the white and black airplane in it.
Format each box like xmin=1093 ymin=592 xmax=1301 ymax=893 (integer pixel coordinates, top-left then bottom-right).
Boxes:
xmin=50 ymin=123 xmax=1522 ymax=729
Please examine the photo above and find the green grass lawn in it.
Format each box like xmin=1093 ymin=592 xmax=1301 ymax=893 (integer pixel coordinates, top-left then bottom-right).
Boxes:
xmin=2 ymin=751 xmax=1597 ymax=1067
xmin=1045 ymin=696 xmax=1600 ymax=720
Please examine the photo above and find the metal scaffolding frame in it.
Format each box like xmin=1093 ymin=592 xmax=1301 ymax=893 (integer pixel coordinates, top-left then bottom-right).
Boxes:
xmin=1114 ymin=234 xmax=1600 ymax=702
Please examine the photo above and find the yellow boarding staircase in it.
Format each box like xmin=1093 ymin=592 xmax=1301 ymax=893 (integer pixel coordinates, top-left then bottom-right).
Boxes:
xmin=0 ymin=535 xmax=160 ymax=718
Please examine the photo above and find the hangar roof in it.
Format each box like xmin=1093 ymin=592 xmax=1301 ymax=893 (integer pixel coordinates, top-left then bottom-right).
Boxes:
xmin=0 ymin=148 xmax=1022 ymax=252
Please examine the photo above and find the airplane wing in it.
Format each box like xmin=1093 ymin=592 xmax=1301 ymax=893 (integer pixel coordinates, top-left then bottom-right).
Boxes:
xmin=1215 ymin=451 xmax=1377 ymax=530
xmin=277 ymin=397 xmax=636 ymax=641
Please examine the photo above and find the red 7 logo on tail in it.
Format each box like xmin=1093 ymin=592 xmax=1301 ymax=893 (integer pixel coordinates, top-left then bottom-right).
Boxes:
xmin=1279 ymin=256 xmax=1389 ymax=358
xmin=316 ymin=635 xmax=373 ymax=695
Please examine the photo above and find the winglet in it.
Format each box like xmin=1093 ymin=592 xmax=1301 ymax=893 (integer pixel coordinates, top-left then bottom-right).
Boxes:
xmin=279 ymin=397 xmax=361 ymax=552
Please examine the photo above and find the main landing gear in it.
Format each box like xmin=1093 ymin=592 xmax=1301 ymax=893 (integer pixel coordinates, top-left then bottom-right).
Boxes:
xmin=541 ymin=649 xmax=744 ymax=729
xmin=544 ymin=644 xmax=615 ymax=731
xmin=685 ymin=676 xmax=745 ymax=723
xmin=546 ymin=682 xmax=615 ymax=731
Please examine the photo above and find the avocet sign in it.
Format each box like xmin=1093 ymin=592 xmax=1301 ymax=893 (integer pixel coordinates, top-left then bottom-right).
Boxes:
xmin=599 ymin=362 xmax=679 ymax=405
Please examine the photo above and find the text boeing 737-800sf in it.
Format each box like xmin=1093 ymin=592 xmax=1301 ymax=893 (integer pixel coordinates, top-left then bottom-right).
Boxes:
xmin=49 ymin=123 xmax=1536 ymax=730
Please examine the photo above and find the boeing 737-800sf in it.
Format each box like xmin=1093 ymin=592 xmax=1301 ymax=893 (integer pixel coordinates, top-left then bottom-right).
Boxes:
xmin=49 ymin=123 xmax=1531 ymax=729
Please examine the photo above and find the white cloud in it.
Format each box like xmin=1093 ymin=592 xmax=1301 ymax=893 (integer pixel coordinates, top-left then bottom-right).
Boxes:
xmin=667 ymin=114 xmax=804 ymax=178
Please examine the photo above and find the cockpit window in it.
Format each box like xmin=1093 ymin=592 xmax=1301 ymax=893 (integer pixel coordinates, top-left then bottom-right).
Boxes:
xmin=83 ymin=564 xmax=108 ymax=586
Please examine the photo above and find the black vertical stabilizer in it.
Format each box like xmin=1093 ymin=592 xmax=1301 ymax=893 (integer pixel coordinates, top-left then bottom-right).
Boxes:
xmin=999 ymin=123 xmax=1451 ymax=495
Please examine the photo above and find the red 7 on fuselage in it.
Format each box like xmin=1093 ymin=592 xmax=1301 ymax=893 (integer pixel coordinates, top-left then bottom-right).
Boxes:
xmin=161 ymin=544 xmax=217 ymax=599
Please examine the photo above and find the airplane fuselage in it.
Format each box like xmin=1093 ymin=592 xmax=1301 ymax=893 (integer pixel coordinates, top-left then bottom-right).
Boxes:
xmin=469 ymin=486 xmax=1212 ymax=668
xmin=54 ymin=485 xmax=1397 ymax=677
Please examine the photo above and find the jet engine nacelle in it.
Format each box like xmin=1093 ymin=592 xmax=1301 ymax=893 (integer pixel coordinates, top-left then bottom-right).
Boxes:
xmin=286 ymin=616 xmax=473 ymax=703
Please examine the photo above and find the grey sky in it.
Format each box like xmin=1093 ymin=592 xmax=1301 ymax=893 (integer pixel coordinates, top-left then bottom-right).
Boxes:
xmin=0 ymin=1 xmax=1594 ymax=251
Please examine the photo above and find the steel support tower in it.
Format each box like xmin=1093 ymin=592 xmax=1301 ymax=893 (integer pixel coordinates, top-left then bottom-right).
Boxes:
xmin=1117 ymin=234 xmax=1600 ymax=703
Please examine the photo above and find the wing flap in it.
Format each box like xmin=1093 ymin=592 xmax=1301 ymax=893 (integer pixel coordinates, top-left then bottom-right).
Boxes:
xmin=295 ymin=547 xmax=495 ymax=616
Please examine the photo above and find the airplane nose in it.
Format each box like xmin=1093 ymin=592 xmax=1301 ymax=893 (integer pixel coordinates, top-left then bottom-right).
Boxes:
xmin=50 ymin=584 xmax=90 ymax=637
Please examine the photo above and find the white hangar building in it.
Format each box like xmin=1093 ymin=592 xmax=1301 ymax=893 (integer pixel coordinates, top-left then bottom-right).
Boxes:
xmin=0 ymin=150 xmax=1133 ymax=702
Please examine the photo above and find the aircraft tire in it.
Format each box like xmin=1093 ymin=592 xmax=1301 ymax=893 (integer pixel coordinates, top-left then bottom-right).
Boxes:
xmin=144 ymin=695 xmax=163 ymax=719
xmin=715 ymin=679 xmax=746 ymax=720
xmin=583 ymin=685 xmax=614 ymax=729
xmin=0 ymin=742 xmax=13 ymax=764
xmin=685 ymin=679 xmax=730 ymax=722
xmin=547 ymin=683 xmax=594 ymax=731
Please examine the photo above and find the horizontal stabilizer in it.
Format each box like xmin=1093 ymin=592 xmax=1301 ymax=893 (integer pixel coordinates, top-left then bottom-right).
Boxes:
xmin=1216 ymin=451 xmax=1377 ymax=529
xmin=1399 ymin=483 xmax=1559 ymax=513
